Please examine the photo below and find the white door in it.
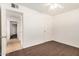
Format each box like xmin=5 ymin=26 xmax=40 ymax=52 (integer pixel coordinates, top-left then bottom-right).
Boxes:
xmin=1 ymin=6 xmax=7 ymax=56
xmin=0 ymin=9 xmax=1 ymax=56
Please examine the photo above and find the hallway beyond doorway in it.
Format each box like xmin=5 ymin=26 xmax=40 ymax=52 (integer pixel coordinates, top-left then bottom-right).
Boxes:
xmin=6 ymin=38 xmax=21 ymax=54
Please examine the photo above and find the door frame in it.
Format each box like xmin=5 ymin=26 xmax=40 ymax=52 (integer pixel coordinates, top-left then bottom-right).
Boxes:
xmin=6 ymin=9 xmax=23 ymax=53
xmin=1 ymin=6 xmax=23 ymax=55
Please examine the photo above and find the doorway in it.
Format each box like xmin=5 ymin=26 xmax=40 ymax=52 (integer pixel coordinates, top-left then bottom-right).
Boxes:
xmin=10 ymin=21 xmax=17 ymax=39
xmin=6 ymin=10 xmax=23 ymax=54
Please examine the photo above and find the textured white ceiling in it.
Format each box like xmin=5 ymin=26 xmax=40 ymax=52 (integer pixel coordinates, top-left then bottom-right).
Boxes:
xmin=18 ymin=3 xmax=79 ymax=16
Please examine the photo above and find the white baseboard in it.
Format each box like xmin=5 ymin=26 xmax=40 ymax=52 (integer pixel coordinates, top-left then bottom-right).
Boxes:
xmin=52 ymin=39 xmax=79 ymax=48
xmin=22 ymin=39 xmax=52 ymax=49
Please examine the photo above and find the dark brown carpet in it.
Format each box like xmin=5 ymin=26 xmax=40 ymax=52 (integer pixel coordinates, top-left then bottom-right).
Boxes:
xmin=6 ymin=41 xmax=79 ymax=56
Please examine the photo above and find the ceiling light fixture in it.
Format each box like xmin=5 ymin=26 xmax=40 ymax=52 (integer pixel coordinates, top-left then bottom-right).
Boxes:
xmin=44 ymin=3 xmax=64 ymax=10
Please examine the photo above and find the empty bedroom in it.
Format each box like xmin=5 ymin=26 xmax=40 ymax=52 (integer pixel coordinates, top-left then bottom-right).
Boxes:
xmin=0 ymin=3 xmax=79 ymax=56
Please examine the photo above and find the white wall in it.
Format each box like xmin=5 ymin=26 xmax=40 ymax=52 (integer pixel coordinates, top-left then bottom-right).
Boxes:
xmin=53 ymin=9 xmax=79 ymax=48
xmin=22 ymin=6 xmax=53 ymax=48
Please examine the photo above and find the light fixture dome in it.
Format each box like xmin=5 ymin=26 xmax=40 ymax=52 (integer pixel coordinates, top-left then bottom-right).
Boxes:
xmin=44 ymin=3 xmax=64 ymax=10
